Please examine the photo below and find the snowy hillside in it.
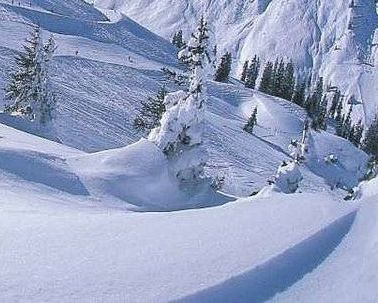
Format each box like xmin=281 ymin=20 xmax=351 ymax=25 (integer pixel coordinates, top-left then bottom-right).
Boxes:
xmin=0 ymin=0 xmax=369 ymax=196
xmin=92 ymin=0 xmax=378 ymax=124
xmin=0 ymin=0 xmax=378 ymax=302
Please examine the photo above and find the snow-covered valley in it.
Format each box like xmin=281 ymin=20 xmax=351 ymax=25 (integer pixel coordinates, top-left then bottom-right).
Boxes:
xmin=0 ymin=0 xmax=377 ymax=302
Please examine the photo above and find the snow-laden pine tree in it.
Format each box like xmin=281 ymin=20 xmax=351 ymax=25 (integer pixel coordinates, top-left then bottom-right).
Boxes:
xmin=149 ymin=17 xmax=211 ymax=183
xmin=5 ymin=26 xmax=56 ymax=126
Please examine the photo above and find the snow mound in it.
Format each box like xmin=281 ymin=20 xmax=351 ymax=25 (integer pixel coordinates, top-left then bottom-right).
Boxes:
xmin=68 ymin=138 xmax=232 ymax=211
xmin=271 ymin=195 xmax=378 ymax=303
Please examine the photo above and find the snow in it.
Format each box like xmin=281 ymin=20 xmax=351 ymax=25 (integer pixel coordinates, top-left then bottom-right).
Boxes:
xmin=0 ymin=1 xmax=377 ymax=302
xmin=93 ymin=0 xmax=378 ymax=124
xmin=271 ymin=196 xmax=378 ymax=303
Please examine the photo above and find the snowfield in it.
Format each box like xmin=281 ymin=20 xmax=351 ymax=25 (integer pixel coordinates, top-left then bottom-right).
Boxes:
xmin=0 ymin=0 xmax=377 ymax=302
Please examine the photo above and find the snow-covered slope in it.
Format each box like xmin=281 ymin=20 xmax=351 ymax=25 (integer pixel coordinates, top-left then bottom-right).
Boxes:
xmin=92 ymin=0 xmax=378 ymax=124
xmin=0 ymin=1 xmax=377 ymax=302
xmin=0 ymin=0 xmax=369 ymax=196
xmin=0 ymin=123 xmax=357 ymax=302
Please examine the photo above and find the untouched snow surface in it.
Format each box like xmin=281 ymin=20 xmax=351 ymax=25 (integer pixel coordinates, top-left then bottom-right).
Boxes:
xmin=0 ymin=124 xmax=357 ymax=301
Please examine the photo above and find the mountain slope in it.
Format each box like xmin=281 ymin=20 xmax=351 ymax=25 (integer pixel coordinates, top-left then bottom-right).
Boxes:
xmin=92 ymin=0 xmax=378 ymax=124
xmin=0 ymin=0 xmax=368 ymax=196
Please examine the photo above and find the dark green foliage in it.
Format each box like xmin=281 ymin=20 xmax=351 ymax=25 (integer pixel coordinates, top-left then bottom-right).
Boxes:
xmin=363 ymin=115 xmax=378 ymax=159
xmin=311 ymin=95 xmax=328 ymax=131
xmin=245 ymin=55 xmax=260 ymax=89
xmin=341 ymin=105 xmax=353 ymax=139
xmin=133 ymin=87 xmax=167 ymax=132
xmin=172 ymin=30 xmax=186 ymax=49
xmin=292 ymin=79 xmax=306 ymax=106
xmin=305 ymin=77 xmax=323 ymax=116
xmin=259 ymin=61 xmax=274 ymax=94
xmin=214 ymin=52 xmax=232 ymax=82
xmin=282 ymin=60 xmax=295 ymax=101
xmin=240 ymin=60 xmax=249 ymax=82
xmin=5 ymin=26 xmax=56 ymax=125
xmin=243 ymin=106 xmax=258 ymax=134
xmin=350 ymin=119 xmax=364 ymax=147
xmin=328 ymin=89 xmax=341 ymax=118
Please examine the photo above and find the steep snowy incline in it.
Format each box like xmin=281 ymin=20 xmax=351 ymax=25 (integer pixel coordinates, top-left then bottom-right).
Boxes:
xmin=92 ymin=0 xmax=378 ymax=124
xmin=0 ymin=1 xmax=368 ymax=196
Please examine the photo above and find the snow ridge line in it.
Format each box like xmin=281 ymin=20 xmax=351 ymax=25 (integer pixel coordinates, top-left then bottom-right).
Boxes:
xmin=175 ymin=210 xmax=357 ymax=303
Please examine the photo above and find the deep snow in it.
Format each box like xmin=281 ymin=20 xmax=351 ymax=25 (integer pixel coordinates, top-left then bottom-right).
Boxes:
xmin=0 ymin=1 xmax=377 ymax=302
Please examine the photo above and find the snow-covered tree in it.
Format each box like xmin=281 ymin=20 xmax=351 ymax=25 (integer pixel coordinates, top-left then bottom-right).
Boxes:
xmin=289 ymin=119 xmax=309 ymax=163
xmin=149 ymin=17 xmax=211 ymax=183
xmin=214 ymin=52 xmax=232 ymax=82
xmin=133 ymin=86 xmax=167 ymax=132
xmin=271 ymin=160 xmax=303 ymax=194
xmin=243 ymin=106 xmax=257 ymax=134
xmin=5 ymin=26 xmax=56 ymax=126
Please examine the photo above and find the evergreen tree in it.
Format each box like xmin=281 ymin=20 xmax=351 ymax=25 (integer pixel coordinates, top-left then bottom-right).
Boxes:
xmin=214 ymin=52 xmax=232 ymax=82
xmin=243 ymin=106 xmax=257 ymax=134
xmin=272 ymin=58 xmax=285 ymax=98
xmin=312 ymin=95 xmax=328 ymax=131
xmin=245 ymin=55 xmax=260 ymax=89
xmin=149 ymin=17 xmax=211 ymax=183
xmin=350 ymin=119 xmax=363 ymax=147
xmin=5 ymin=27 xmax=56 ymax=125
xmin=259 ymin=61 xmax=273 ymax=94
xmin=172 ymin=30 xmax=185 ymax=49
xmin=335 ymin=97 xmax=344 ymax=136
xmin=305 ymin=77 xmax=323 ymax=116
xmin=363 ymin=115 xmax=378 ymax=160
xmin=292 ymin=79 xmax=306 ymax=106
xmin=342 ymin=105 xmax=353 ymax=139
xmin=328 ymin=89 xmax=341 ymax=118
xmin=240 ymin=60 xmax=249 ymax=82
xmin=282 ymin=60 xmax=295 ymax=101
xmin=134 ymin=86 xmax=167 ymax=132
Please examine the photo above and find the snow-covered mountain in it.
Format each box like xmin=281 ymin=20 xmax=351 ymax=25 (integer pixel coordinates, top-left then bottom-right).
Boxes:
xmin=0 ymin=0 xmax=378 ymax=302
xmin=92 ymin=0 xmax=378 ymax=124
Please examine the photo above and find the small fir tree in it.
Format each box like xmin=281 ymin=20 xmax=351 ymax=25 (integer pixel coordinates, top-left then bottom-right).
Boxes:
xmin=134 ymin=86 xmax=167 ymax=132
xmin=292 ymin=79 xmax=306 ymax=106
xmin=243 ymin=106 xmax=257 ymax=134
xmin=5 ymin=26 xmax=56 ymax=125
xmin=172 ymin=30 xmax=185 ymax=49
xmin=214 ymin=52 xmax=232 ymax=82
xmin=245 ymin=55 xmax=260 ymax=89
xmin=363 ymin=115 xmax=378 ymax=160
xmin=259 ymin=61 xmax=274 ymax=94
xmin=240 ymin=60 xmax=249 ymax=82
